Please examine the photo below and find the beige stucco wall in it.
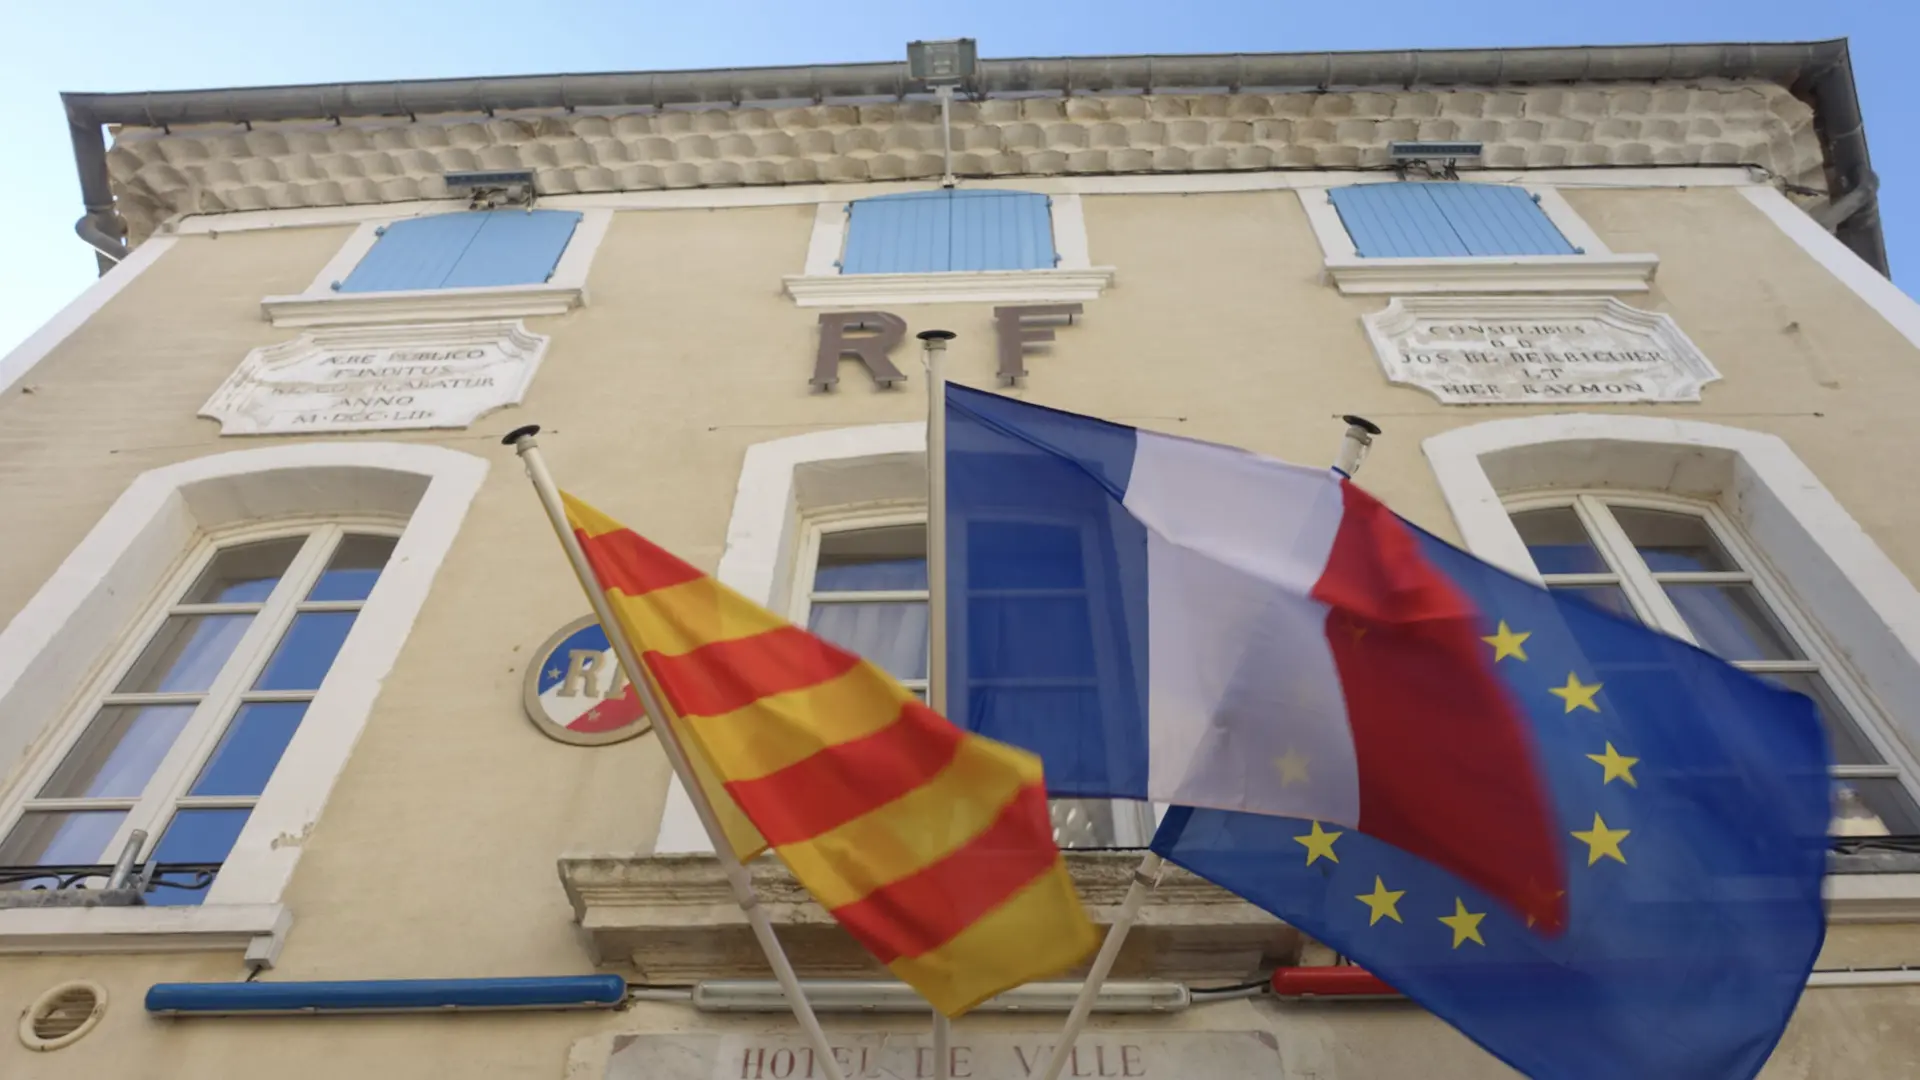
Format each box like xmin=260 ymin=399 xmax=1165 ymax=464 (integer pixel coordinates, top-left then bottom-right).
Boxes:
xmin=2 ymin=178 xmax=1919 ymax=1078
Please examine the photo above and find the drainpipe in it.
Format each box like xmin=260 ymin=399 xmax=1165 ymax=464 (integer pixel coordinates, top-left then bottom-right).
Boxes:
xmin=66 ymin=116 xmax=127 ymax=272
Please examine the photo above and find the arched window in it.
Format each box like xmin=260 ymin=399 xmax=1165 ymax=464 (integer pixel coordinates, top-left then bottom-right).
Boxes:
xmin=0 ymin=524 xmax=397 ymax=903
xmin=0 ymin=441 xmax=484 ymax=947
xmin=1425 ymin=414 xmax=1920 ymax=851
xmin=1507 ymin=493 xmax=1920 ymax=836
xmin=790 ymin=512 xmax=1153 ymax=848
xmin=653 ymin=422 xmax=1154 ymax=853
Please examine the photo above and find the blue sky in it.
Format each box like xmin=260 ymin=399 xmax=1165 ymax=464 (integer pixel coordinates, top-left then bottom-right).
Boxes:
xmin=2 ymin=1 xmax=1914 ymax=355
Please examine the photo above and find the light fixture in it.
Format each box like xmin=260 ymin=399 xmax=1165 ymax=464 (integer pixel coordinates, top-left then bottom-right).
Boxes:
xmin=908 ymin=39 xmax=978 ymax=189
xmin=691 ymin=979 xmax=1190 ymax=1014
xmin=907 ymin=39 xmax=978 ymax=87
xmin=443 ymin=168 xmax=538 ymax=208
xmin=1387 ymin=141 xmax=1483 ymax=180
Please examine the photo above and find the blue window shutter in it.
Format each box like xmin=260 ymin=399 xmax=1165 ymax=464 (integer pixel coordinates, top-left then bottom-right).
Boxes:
xmin=338 ymin=210 xmax=582 ymax=292
xmin=441 ymin=209 xmax=584 ymax=288
xmin=842 ymin=191 xmax=953 ymax=274
xmin=1328 ymin=184 xmax=1470 ymax=258
xmin=337 ymin=213 xmax=488 ymax=292
xmin=1329 ymin=183 xmax=1576 ymax=258
xmin=949 ymin=191 xmax=1056 ymax=271
xmin=1422 ymin=184 xmax=1577 ymax=256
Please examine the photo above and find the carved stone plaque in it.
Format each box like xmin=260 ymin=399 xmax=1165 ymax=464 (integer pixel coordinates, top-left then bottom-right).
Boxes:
xmin=201 ymin=319 xmax=547 ymax=434
xmin=592 ymin=1031 xmax=1283 ymax=1080
xmin=1363 ymin=296 xmax=1720 ymax=405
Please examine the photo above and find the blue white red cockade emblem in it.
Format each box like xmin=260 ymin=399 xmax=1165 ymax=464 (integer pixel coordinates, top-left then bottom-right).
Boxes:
xmin=522 ymin=616 xmax=652 ymax=746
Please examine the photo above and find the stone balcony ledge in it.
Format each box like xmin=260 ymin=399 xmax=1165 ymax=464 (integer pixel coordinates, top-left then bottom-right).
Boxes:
xmin=558 ymin=851 xmax=1300 ymax=984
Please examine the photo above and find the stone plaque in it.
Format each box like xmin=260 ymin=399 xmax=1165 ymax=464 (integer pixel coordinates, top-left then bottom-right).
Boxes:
xmin=1363 ymin=296 xmax=1719 ymax=405
xmin=595 ymin=1032 xmax=1281 ymax=1080
xmin=201 ymin=319 xmax=547 ymax=435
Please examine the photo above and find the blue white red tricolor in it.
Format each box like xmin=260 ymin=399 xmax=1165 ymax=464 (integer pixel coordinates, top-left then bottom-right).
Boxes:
xmin=945 ymin=383 xmax=1567 ymax=930
xmin=531 ymin=622 xmax=648 ymax=737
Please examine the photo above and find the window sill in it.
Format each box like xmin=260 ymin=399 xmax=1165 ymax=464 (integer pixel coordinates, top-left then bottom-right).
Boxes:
xmin=0 ymin=903 xmax=290 ymax=964
xmin=261 ymin=283 xmax=584 ymax=328
xmin=1827 ymin=873 xmax=1920 ymax=923
xmin=1325 ymin=253 xmax=1659 ymax=295
xmin=782 ymin=268 xmax=1116 ymax=308
xmin=559 ymin=851 xmax=1295 ymax=982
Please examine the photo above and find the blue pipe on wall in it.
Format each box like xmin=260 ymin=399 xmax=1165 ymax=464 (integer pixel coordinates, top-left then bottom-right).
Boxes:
xmin=146 ymin=975 xmax=628 ymax=1016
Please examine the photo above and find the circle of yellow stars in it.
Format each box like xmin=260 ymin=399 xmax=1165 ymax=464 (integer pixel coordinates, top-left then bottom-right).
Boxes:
xmin=1284 ymin=617 xmax=1636 ymax=949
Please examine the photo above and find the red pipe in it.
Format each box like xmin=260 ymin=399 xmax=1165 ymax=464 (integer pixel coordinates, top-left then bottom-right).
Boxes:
xmin=1269 ymin=966 xmax=1402 ymax=998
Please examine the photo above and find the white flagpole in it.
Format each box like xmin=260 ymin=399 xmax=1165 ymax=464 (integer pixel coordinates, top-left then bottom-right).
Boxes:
xmin=919 ymin=329 xmax=958 ymax=1080
xmin=1034 ymin=413 xmax=1384 ymax=1080
xmin=504 ymin=425 xmax=848 ymax=1080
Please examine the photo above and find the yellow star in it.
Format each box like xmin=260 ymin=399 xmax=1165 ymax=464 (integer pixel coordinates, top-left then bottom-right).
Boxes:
xmin=1481 ymin=620 xmax=1531 ymax=662
xmin=1571 ymin=813 xmax=1630 ymax=866
xmin=1438 ymin=898 xmax=1486 ymax=948
xmin=1293 ymin=821 xmax=1342 ymax=866
xmin=1586 ymin=743 xmax=1639 ymax=787
xmin=1355 ymin=876 xmax=1405 ymax=926
xmin=1549 ymin=673 xmax=1603 ymax=713
xmin=1274 ymin=748 xmax=1310 ymax=787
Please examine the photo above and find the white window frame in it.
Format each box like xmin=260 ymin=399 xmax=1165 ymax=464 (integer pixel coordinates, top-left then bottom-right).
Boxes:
xmin=1296 ymin=180 xmax=1659 ymax=294
xmin=782 ymin=190 xmax=1115 ymax=307
xmin=0 ymin=442 xmax=486 ymax=959
xmin=793 ymin=510 xmax=1156 ymax=850
xmin=654 ymin=422 xmax=1155 ymax=855
xmin=260 ymin=207 xmax=614 ymax=328
xmin=1424 ymin=413 xmax=1920 ymax=920
xmin=0 ymin=519 xmax=399 ymax=893
xmin=1507 ymin=491 xmax=1920 ymax=822
xmin=792 ymin=509 xmax=932 ymax=700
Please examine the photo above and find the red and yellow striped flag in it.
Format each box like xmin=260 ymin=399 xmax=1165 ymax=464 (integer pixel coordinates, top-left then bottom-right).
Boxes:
xmin=562 ymin=493 xmax=1098 ymax=1015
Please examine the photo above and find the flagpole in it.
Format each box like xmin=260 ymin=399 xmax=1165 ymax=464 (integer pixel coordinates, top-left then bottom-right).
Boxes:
xmin=919 ymin=329 xmax=958 ymax=1080
xmin=503 ymin=425 xmax=849 ymax=1080
xmin=1034 ymin=413 xmax=1384 ymax=1080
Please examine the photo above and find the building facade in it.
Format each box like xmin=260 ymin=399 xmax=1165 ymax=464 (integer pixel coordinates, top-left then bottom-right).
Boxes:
xmin=1 ymin=37 xmax=1917 ymax=1078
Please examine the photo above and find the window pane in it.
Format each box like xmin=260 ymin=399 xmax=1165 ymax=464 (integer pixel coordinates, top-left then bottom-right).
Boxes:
xmin=144 ymin=809 xmax=252 ymax=908
xmin=39 ymin=704 xmax=196 ymax=798
xmin=1665 ymin=584 xmax=1804 ymax=661
xmin=815 ymin=526 xmax=928 ymax=592
xmin=115 ymin=614 xmax=253 ymax=693
xmin=1510 ymin=507 xmax=1609 ymax=575
xmin=1548 ymin=584 xmax=1637 ymax=622
xmin=190 ymin=703 xmax=308 ymax=797
xmin=1609 ymin=507 xmax=1738 ymax=573
xmin=1757 ymin=672 xmax=1884 ymax=766
xmin=0 ymin=810 xmax=125 ymax=866
xmin=807 ymin=602 xmax=929 ymax=680
xmin=1833 ymin=779 xmax=1920 ymax=837
xmin=152 ymin=808 xmax=251 ymax=864
xmin=251 ymin=611 xmax=357 ymax=691
xmin=1051 ymin=799 xmax=1120 ymax=848
xmin=967 ymin=521 xmax=1087 ymax=590
xmin=306 ymin=535 xmax=397 ymax=602
xmin=180 ymin=537 xmax=305 ymax=604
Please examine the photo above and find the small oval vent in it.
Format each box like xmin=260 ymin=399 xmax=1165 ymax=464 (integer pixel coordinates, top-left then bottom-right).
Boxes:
xmin=20 ymin=981 xmax=105 ymax=1051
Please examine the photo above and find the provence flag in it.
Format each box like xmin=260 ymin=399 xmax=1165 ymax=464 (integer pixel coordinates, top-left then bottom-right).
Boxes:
xmin=1152 ymin=527 xmax=1832 ymax=1079
xmin=562 ymin=493 xmax=1098 ymax=1016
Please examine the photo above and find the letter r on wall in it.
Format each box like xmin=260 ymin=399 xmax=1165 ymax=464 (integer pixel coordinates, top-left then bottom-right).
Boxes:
xmin=814 ymin=312 xmax=908 ymax=391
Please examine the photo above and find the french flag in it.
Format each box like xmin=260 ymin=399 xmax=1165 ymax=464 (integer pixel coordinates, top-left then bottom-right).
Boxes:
xmin=944 ymin=384 xmax=1567 ymax=929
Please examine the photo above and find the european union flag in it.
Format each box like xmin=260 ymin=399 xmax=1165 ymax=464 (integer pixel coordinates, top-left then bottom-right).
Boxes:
xmin=1152 ymin=525 xmax=1832 ymax=1080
